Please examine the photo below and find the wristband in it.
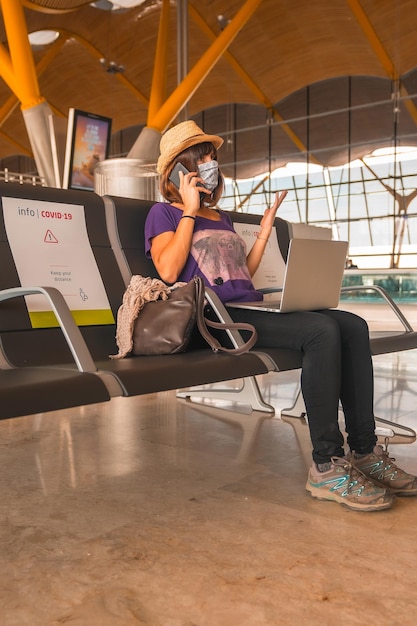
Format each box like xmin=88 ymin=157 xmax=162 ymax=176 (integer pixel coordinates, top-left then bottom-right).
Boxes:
xmin=181 ymin=215 xmax=196 ymax=221
xmin=257 ymin=235 xmax=269 ymax=241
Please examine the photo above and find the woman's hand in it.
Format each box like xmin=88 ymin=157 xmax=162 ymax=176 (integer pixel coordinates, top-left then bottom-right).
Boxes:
xmin=178 ymin=170 xmax=209 ymax=213
xmin=259 ymin=190 xmax=288 ymax=234
xmin=151 ymin=170 xmax=206 ymax=283
xmin=246 ymin=190 xmax=288 ymax=277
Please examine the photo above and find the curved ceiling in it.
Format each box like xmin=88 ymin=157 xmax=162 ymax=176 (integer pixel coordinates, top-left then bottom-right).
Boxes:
xmin=1 ymin=0 xmax=417 ymax=178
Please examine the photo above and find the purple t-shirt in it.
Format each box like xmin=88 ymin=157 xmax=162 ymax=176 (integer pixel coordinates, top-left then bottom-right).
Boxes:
xmin=144 ymin=202 xmax=262 ymax=303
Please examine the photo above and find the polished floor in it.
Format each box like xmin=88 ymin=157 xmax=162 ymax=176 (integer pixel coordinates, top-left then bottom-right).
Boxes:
xmin=2 ymin=349 xmax=417 ymax=625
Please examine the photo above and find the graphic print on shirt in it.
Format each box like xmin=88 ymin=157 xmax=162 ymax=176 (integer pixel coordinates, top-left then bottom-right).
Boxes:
xmin=191 ymin=228 xmax=252 ymax=286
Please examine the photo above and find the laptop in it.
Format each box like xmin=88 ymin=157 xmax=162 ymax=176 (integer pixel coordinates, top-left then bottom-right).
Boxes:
xmin=227 ymin=238 xmax=349 ymax=313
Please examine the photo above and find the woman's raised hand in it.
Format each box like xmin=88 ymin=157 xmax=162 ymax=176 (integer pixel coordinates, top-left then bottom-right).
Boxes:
xmin=260 ymin=190 xmax=288 ymax=232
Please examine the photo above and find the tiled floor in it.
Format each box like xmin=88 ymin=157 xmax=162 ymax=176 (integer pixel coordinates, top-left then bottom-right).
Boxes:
xmin=1 ymin=350 xmax=417 ymax=625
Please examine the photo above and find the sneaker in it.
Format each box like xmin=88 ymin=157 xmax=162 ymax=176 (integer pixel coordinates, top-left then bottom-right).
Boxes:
xmin=306 ymin=456 xmax=395 ymax=511
xmin=353 ymin=441 xmax=417 ymax=496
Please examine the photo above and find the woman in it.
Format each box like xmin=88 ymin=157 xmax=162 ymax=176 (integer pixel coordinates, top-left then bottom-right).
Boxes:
xmin=145 ymin=120 xmax=417 ymax=512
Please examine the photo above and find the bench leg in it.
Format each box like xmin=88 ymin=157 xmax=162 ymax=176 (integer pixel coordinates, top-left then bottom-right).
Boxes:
xmin=280 ymin=413 xmax=312 ymax=467
xmin=374 ymin=416 xmax=416 ymax=442
xmin=176 ymin=375 xmax=275 ymax=414
xmin=176 ymin=399 xmax=272 ymax=462
xmin=281 ymin=384 xmax=416 ymax=441
xmin=280 ymin=387 xmax=306 ymax=418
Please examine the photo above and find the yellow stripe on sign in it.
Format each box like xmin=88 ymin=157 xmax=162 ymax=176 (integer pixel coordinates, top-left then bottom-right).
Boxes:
xmin=29 ymin=309 xmax=115 ymax=328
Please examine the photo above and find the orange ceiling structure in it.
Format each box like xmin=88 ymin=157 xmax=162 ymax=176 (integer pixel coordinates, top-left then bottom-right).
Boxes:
xmin=0 ymin=0 xmax=417 ymax=178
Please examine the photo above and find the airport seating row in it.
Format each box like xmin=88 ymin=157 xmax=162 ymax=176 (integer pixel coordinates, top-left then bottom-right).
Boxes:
xmin=0 ymin=183 xmax=295 ymax=420
xmin=1 ymin=182 xmax=417 ymax=428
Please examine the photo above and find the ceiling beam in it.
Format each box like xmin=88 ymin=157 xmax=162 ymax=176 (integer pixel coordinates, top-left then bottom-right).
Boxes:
xmin=147 ymin=0 xmax=169 ymax=121
xmin=53 ymin=29 xmax=150 ymax=108
xmin=347 ymin=0 xmax=417 ymax=126
xmin=347 ymin=0 xmax=396 ymax=78
xmin=189 ymin=4 xmax=316 ymax=162
xmin=22 ymin=0 xmax=89 ymax=13
xmin=0 ymin=0 xmax=44 ymax=108
xmin=147 ymin=0 xmax=264 ymax=132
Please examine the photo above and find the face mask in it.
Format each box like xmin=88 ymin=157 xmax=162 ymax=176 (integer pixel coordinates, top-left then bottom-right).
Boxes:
xmin=197 ymin=160 xmax=219 ymax=192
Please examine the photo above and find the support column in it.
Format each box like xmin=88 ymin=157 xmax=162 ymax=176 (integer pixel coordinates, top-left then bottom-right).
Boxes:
xmin=128 ymin=0 xmax=263 ymax=161
xmin=176 ymin=0 xmax=188 ymax=123
xmin=21 ymin=101 xmax=58 ymax=186
xmin=0 ymin=0 xmax=57 ymax=186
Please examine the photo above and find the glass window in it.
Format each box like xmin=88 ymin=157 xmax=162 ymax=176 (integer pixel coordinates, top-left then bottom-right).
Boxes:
xmin=222 ymin=149 xmax=417 ymax=267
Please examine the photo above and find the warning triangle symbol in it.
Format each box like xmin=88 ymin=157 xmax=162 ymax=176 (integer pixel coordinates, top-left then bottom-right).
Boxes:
xmin=44 ymin=230 xmax=58 ymax=243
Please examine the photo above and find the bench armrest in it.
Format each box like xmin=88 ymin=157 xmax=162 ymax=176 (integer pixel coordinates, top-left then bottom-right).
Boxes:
xmin=340 ymin=284 xmax=414 ymax=332
xmin=0 ymin=286 xmax=97 ymax=372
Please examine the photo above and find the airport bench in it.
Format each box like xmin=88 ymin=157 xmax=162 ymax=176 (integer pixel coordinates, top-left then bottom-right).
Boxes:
xmin=1 ymin=181 xmax=416 ymax=437
xmin=103 ymin=193 xmax=417 ymax=439
xmin=0 ymin=183 xmax=270 ymax=420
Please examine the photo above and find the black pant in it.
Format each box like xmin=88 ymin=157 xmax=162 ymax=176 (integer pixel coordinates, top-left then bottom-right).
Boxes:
xmin=227 ymin=307 xmax=377 ymax=465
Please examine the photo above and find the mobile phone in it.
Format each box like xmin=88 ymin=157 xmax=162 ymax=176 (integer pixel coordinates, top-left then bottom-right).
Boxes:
xmin=169 ymin=162 xmax=190 ymax=188
xmin=169 ymin=161 xmax=206 ymax=201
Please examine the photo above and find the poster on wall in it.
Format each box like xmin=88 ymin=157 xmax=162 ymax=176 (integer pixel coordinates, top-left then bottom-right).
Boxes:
xmin=2 ymin=196 xmax=115 ymax=328
xmin=62 ymin=108 xmax=112 ymax=191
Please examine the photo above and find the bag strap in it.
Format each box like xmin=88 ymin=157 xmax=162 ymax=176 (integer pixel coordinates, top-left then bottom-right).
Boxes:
xmin=193 ymin=277 xmax=258 ymax=355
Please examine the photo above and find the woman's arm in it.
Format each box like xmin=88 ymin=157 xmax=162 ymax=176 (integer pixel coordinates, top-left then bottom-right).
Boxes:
xmin=150 ymin=223 xmax=193 ymax=283
xmin=150 ymin=170 xmax=205 ymax=283
xmin=246 ymin=191 xmax=288 ymax=277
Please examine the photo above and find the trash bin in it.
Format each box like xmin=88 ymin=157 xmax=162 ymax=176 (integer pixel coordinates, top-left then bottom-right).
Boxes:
xmin=94 ymin=158 xmax=159 ymax=201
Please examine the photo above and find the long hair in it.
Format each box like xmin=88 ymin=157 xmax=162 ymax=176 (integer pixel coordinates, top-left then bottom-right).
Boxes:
xmin=160 ymin=142 xmax=224 ymax=207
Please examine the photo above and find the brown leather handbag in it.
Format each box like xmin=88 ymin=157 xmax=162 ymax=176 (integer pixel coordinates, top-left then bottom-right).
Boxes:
xmin=132 ymin=276 xmax=257 ymax=356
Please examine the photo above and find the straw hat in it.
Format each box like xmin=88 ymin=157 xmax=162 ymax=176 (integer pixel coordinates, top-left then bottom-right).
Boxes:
xmin=156 ymin=120 xmax=224 ymax=174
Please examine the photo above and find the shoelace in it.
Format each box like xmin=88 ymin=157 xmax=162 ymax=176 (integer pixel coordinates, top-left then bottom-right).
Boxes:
xmin=378 ymin=437 xmax=401 ymax=478
xmin=355 ymin=438 xmax=405 ymax=480
xmin=331 ymin=456 xmax=375 ymax=493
